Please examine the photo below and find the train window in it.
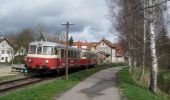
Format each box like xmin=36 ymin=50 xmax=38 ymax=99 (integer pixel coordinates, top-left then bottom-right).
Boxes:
xmin=79 ymin=52 xmax=81 ymax=58
xmin=71 ymin=51 xmax=73 ymax=58
xmin=43 ymin=46 xmax=53 ymax=55
xmin=82 ymin=53 xmax=85 ymax=57
xmin=64 ymin=50 xmax=66 ymax=58
xmin=74 ymin=51 xmax=76 ymax=58
xmin=37 ymin=47 xmax=42 ymax=54
xmin=82 ymin=52 xmax=88 ymax=58
xmin=61 ymin=49 xmax=65 ymax=58
xmin=54 ymin=47 xmax=58 ymax=55
xmin=68 ymin=50 xmax=71 ymax=58
xmin=73 ymin=51 xmax=75 ymax=58
xmin=28 ymin=45 xmax=36 ymax=54
xmin=76 ymin=52 xmax=79 ymax=58
xmin=85 ymin=53 xmax=87 ymax=58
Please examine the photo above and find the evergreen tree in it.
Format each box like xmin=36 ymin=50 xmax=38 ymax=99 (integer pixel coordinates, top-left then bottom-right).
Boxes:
xmin=69 ymin=36 xmax=74 ymax=46
xmin=39 ymin=33 xmax=45 ymax=41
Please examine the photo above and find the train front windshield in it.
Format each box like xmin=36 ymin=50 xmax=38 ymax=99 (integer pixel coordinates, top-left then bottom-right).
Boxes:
xmin=28 ymin=45 xmax=36 ymax=54
xmin=28 ymin=45 xmax=53 ymax=55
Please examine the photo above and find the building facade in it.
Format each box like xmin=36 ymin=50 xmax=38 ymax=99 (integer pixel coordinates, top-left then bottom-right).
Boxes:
xmin=73 ymin=39 xmax=125 ymax=63
xmin=0 ymin=37 xmax=14 ymax=63
xmin=95 ymin=39 xmax=116 ymax=62
xmin=95 ymin=38 xmax=125 ymax=62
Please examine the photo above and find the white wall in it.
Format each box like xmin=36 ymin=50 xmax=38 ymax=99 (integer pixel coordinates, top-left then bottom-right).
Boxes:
xmin=0 ymin=41 xmax=14 ymax=63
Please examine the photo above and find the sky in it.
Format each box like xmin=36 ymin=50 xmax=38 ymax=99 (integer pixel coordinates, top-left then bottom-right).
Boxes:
xmin=166 ymin=2 xmax=170 ymax=37
xmin=0 ymin=0 xmax=116 ymax=42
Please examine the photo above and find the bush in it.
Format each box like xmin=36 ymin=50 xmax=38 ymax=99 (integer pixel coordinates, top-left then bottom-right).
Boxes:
xmin=13 ymin=55 xmax=26 ymax=64
xmin=158 ymin=70 xmax=170 ymax=94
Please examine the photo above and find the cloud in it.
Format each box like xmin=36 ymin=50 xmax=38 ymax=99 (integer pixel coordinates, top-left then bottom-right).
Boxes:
xmin=70 ymin=26 xmax=117 ymax=42
xmin=0 ymin=0 xmax=116 ymax=42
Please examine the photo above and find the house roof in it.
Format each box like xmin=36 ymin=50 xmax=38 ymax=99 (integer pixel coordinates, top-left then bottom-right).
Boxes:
xmin=73 ymin=41 xmax=98 ymax=51
xmin=0 ymin=37 xmax=15 ymax=49
xmin=95 ymin=38 xmax=125 ymax=57
xmin=113 ymin=43 xmax=125 ymax=57
xmin=96 ymin=38 xmax=116 ymax=48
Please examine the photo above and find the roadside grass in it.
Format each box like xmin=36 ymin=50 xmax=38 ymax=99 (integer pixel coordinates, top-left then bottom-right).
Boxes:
xmin=118 ymin=67 xmax=170 ymax=100
xmin=0 ymin=75 xmax=19 ymax=82
xmin=0 ymin=63 xmax=125 ymax=100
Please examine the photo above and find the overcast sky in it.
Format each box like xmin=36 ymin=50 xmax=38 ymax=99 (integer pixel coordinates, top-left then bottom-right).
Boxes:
xmin=0 ymin=0 xmax=116 ymax=42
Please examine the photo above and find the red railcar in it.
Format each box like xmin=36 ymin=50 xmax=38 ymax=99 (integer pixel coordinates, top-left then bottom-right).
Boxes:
xmin=25 ymin=41 xmax=97 ymax=72
xmin=81 ymin=50 xmax=97 ymax=67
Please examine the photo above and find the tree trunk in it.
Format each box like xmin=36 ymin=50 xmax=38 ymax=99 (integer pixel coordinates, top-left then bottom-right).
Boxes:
xmin=128 ymin=55 xmax=132 ymax=71
xmin=149 ymin=0 xmax=158 ymax=93
xmin=140 ymin=35 xmax=146 ymax=79
xmin=140 ymin=0 xmax=147 ymax=80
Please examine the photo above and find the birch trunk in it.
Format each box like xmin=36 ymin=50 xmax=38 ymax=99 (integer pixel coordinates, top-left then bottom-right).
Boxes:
xmin=149 ymin=0 xmax=158 ymax=93
xmin=140 ymin=0 xmax=147 ymax=80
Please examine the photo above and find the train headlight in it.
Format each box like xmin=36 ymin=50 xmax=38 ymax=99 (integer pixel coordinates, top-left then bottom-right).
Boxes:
xmin=28 ymin=59 xmax=32 ymax=63
xmin=45 ymin=60 xmax=49 ymax=64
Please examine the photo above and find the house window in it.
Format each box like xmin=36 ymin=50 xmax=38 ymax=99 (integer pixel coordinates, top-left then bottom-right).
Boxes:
xmin=2 ymin=57 xmax=4 ymax=60
xmin=1 ymin=50 xmax=5 ymax=54
xmin=7 ymin=50 xmax=10 ymax=54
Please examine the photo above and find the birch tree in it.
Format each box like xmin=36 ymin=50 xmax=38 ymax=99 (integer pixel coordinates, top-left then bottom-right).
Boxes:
xmin=140 ymin=0 xmax=148 ymax=80
xmin=107 ymin=0 xmax=168 ymax=93
xmin=148 ymin=0 xmax=158 ymax=93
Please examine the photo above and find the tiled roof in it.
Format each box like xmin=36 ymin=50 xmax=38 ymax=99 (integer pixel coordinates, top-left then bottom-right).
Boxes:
xmin=95 ymin=38 xmax=125 ymax=57
xmin=73 ymin=41 xmax=98 ymax=50
xmin=113 ymin=43 xmax=125 ymax=57
xmin=96 ymin=38 xmax=116 ymax=48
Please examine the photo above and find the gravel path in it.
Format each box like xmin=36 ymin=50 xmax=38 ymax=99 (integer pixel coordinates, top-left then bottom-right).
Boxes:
xmin=0 ymin=65 xmax=18 ymax=77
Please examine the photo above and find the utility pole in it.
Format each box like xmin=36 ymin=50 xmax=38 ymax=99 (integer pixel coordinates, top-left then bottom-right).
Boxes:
xmin=62 ymin=21 xmax=75 ymax=80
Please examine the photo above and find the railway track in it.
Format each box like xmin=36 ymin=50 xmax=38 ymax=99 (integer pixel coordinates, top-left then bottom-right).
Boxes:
xmin=0 ymin=77 xmax=48 ymax=94
xmin=0 ymin=66 xmax=90 ymax=94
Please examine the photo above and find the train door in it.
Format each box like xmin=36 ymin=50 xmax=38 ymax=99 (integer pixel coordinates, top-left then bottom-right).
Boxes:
xmin=60 ymin=48 xmax=66 ymax=68
xmin=54 ymin=47 xmax=59 ymax=68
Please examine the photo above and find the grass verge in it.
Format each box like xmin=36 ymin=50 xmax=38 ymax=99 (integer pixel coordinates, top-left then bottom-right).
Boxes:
xmin=0 ymin=63 xmax=124 ymax=100
xmin=118 ymin=67 xmax=170 ymax=100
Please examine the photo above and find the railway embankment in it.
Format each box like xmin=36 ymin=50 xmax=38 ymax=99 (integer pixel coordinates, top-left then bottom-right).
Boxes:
xmin=0 ymin=63 xmax=125 ymax=100
xmin=118 ymin=67 xmax=170 ymax=100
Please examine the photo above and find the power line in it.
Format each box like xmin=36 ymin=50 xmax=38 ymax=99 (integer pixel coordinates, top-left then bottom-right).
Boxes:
xmin=61 ymin=21 xmax=75 ymax=80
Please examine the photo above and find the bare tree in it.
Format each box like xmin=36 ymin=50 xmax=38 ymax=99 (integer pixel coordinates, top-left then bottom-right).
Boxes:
xmin=44 ymin=32 xmax=66 ymax=44
xmin=107 ymin=0 xmax=168 ymax=93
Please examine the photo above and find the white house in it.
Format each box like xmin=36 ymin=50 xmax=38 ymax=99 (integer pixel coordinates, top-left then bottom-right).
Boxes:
xmin=95 ymin=38 xmax=125 ymax=62
xmin=0 ymin=37 xmax=14 ymax=63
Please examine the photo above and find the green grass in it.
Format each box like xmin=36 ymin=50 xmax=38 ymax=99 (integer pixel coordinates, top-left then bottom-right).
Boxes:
xmin=0 ymin=63 xmax=124 ymax=100
xmin=118 ymin=67 xmax=170 ymax=100
xmin=0 ymin=75 xmax=20 ymax=82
